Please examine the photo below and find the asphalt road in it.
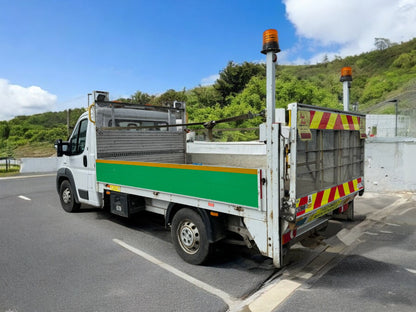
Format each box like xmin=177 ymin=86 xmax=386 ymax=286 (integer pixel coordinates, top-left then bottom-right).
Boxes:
xmin=0 ymin=174 xmax=277 ymax=312
xmin=275 ymin=192 xmax=416 ymax=312
xmin=1 ymin=175 xmax=415 ymax=312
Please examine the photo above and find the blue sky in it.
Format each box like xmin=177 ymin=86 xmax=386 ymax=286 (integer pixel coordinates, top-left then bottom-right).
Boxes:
xmin=1 ymin=0 xmax=415 ymax=120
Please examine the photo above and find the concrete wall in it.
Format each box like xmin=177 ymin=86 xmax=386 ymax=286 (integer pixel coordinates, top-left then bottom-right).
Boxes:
xmin=365 ymin=138 xmax=416 ymax=192
xmin=20 ymin=157 xmax=59 ymax=173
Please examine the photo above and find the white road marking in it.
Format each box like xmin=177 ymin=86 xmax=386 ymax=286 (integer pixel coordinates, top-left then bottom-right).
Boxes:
xmin=385 ymin=222 xmax=400 ymax=227
xmin=398 ymin=206 xmax=416 ymax=216
xmin=0 ymin=173 xmax=55 ymax=180
xmin=114 ymin=238 xmax=309 ymax=312
xmin=113 ymin=239 xmax=238 ymax=309
xmin=18 ymin=195 xmax=31 ymax=201
xmin=405 ymin=268 xmax=416 ymax=275
xmin=364 ymin=231 xmax=379 ymax=236
xmin=379 ymin=230 xmax=393 ymax=234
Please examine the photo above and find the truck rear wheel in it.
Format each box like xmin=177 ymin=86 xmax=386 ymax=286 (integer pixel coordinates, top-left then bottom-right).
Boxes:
xmin=171 ymin=208 xmax=213 ymax=265
xmin=59 ymin=180 xmax=81 ymax=213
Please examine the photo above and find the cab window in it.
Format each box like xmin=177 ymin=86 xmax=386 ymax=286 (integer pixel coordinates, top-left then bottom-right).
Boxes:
xmin=70 ymin=119 xmax=88 ymax=155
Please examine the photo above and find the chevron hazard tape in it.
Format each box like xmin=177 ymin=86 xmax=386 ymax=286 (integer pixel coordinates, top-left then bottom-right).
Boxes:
xmin=296 ymin=177 xmax=364 ymax=217
xmin=297 ymin=110 xmax=367 ymax=139
xmin=281 ymin=177 xmax=363 ymax=245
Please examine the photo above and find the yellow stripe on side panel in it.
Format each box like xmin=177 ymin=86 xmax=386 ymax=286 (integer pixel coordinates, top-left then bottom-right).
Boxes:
xmin=343 ymin=182 xmax=350 ymax=195
xmin=340 ymin=114 xmax=349 ymax=130
xmin=321 ymin=188 xmax=331 ymax=206
xmin=352 ymin=116 xmax=360 ymax=130
xmin=353 ymin=179 xmax=358 ymax=190
xmin=310 ymin=111 xmax=323 ymax=129
xmin=333 ymin=186 xmax=341 ymax=201
xmin=327 ymin=113 xmax=338 ymax=129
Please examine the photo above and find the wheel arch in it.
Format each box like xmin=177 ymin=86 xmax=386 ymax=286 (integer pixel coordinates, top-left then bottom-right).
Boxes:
xmin=56 ymin=168 xmax=80 ymax=204
xmin=166 ymin=204 xmax=226 ymax=243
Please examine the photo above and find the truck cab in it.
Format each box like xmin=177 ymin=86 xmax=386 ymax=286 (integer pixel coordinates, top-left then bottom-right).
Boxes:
xmin=56 ymin=91 xmax=183 ymax=212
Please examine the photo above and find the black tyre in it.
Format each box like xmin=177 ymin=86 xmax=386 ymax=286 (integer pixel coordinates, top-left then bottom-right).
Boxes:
xmin=171 ymin=208 xmax=213 ymax=265
xmin=59 ymin=180 xmax=81 ymax=212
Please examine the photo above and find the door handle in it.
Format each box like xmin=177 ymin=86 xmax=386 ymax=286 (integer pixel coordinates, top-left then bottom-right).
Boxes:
xmin=83 ymin=155 xmax=88 ymax=167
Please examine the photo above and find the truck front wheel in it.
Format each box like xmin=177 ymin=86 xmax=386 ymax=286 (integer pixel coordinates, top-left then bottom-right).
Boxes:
xmin=171 ymin=208 xmax=213 ymax=265
xmin=59 ymin=180 xmax=81 ymax=213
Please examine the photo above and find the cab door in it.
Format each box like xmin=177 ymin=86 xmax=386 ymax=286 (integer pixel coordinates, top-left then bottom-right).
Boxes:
xmin=66 ymin=118 xmax=90 ymax=204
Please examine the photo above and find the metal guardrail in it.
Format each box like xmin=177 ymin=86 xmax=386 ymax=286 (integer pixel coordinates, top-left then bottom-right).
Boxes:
xmin=0 ymin=157 xmax=20 ymax=172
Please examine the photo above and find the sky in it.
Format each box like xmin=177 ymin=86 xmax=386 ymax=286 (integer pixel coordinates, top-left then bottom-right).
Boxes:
xmin=1 ymin=0 xmax=415 ymax=121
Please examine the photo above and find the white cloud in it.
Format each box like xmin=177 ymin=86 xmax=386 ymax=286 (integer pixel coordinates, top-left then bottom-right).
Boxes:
xmin=200 ymin=74 xmax=220 ymax=86
xmin=0 ymin=79 xmax=57 ymax=121
xmin=284 ymin=0 xmax=416 ymax=62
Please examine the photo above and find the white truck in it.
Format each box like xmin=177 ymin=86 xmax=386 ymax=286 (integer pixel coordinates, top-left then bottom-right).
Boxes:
xmin=55 ymin=31 xmax=366 ymax=267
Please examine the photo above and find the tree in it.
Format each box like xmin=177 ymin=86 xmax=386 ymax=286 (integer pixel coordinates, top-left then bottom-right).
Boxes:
xmin=375 ymin=38 xmax=392 ymax=50
xmin=214 ymin=61 xmax=265 ymax=106
xmin=131 ymin=91 xmax=152 ymax=105
xmin=0 ymin=121 xmax=10 ymax=140
xmin=151 ymin=89 xmax=187 ymax=106
xmin=189 ymin=85 xmax=222 ymax=108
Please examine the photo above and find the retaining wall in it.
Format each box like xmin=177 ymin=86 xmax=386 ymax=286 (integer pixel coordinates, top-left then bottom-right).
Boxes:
xmin=364 ymin=138 xmax=416 ymax=192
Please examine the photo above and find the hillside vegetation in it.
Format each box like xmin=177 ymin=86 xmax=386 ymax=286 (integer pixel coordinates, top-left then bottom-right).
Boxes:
xmin=1 ymin=38 xmax=415 ymax=157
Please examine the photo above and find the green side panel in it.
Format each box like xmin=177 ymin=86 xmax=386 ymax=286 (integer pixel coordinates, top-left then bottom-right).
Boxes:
xmin=96 ymin=162 xmax=259 ymax=208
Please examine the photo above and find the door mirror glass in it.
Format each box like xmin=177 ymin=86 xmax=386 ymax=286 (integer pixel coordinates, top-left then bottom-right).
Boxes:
xmin=55 ymin=139 xmax=71 ymax=157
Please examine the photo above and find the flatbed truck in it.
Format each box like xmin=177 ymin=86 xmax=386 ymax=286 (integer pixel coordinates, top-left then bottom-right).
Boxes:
xmin=55 ymin=30 xmax=366 ymax=267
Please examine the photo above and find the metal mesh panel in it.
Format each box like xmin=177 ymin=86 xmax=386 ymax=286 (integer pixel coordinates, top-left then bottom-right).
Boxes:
xmin=94 ymin=101 xmax=186 ymax=164
xmin=296 ymin=129 xmax=364 ymax=198
xmin=96 ymin=129 xmax=186 ymax=164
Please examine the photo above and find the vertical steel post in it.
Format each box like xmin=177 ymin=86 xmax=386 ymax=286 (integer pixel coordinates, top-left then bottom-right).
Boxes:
xmin=67 ymin=109 xmax=71 ymax=137
xmin=340 ymin=67 xmax=352 ymax=112
xmin=266 ymin=52 xmax=276 ymax=128
xmin=388 ymin=99 xmax=399 ymax=136
xmin=262 ymin=29 xmax=282 ymax=267
xmin=343 ymin=81 xmax=350 ymax=111
xmin=395 ymin=100 xmax=398 ymax=137
xmin=265 ymin=52 xmax=281 ymax=267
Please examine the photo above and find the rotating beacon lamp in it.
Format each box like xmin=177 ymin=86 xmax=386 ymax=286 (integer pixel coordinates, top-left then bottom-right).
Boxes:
xmin=340 ymin=67 xmax=352 ymax=111
xmin=261 ymin=29 xmax=280 ymax=126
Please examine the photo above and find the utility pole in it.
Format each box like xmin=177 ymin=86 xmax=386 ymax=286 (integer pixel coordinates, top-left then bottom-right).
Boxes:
xmin=388 ymin=99 xmax=399 ymax=136
xmin=67 ymin=109 xmax=71 ymax=137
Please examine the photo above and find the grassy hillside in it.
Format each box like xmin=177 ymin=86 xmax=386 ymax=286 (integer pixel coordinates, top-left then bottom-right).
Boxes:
xmin=278 ymin=38 xmax=416 ymax=113
xmin=0 ymin=108 xmax=85 ymax=158
xmin=1 ymin=38 xmax=415 ymax=157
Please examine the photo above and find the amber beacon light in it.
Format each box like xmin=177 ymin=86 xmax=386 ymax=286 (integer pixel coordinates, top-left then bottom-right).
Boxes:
xmin=340 ymin=66 xmax=352 ymax=82
xmin=261 ymin=29 xmax=280 ymax=54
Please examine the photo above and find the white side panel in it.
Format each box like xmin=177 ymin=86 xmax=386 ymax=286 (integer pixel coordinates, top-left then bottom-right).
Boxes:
xmin=244 ymin=218 xmax=269 ymax=255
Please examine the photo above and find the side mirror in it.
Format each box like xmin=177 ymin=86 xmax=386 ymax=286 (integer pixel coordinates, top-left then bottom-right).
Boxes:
xmin=55 ymin=139 xmax=71 ymax=157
